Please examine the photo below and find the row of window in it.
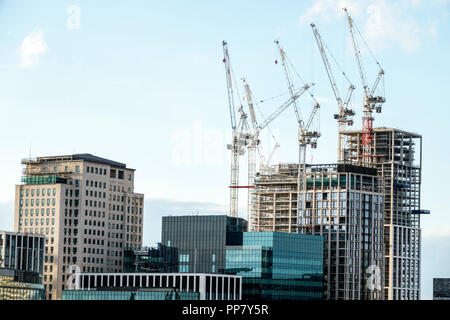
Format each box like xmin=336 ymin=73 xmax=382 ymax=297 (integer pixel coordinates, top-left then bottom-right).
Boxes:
xmin=20 ymin=208 xmax=56 ymax=217
xmin=20 ymin=198 xmax=56 ymax=207
xmin=20 ymin=188 xmax=57 ymax=197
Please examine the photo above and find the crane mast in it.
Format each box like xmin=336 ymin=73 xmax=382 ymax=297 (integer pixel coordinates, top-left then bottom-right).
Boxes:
xmin=343 ymin=8 xmax=385 ymax=167
xmin=223 ymin=40 xmax=250 ymax=217
xmin=310 ymin=23 xmax=355 ymax=163
xmin=274 ymin=40 xmax=320 ymax=235
xmin=243 ymin=79 xmax=313 ymax=231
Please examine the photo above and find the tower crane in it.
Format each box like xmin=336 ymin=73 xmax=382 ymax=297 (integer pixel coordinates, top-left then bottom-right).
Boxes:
xmin=343 ymin=8 xmax=385 ymax=166
xmin=311 ymin=23 xmax=356 ymax=163
xmin=274 ymin=40 xmax=321 ymax=234
xmin=243 ymin=78 xmax=314 ymax=231
xmin=222 ymin=40 xmax=251 ymax=218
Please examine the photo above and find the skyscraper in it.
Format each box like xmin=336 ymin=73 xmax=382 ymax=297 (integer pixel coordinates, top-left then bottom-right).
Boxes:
xmin=14 ymin=154 xmax=144 ymax=300
xmin=341 ymin=128 xmax=425 ymax=300
xmin=253 ymin=163 xmax=385 ymax=300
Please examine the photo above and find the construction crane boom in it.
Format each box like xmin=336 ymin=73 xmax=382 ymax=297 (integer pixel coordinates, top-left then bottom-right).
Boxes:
xmin=223 ymin=41 xmax=237 ymax=131
xmin=274 ymin=40 xmax=302 ymax=124
xmin=311 ymin=22 xmax=355 ymax=163
xmin=243 ymin=79 xmax=258 ymax=130
xmin=311 ymin=23 xmax=342 ymax=106
xmin=344 ymin=9 xmax=368 ymax=95
xmin=257 ymin=84 xmax=313 ymax=133
xmin=243 ymin=79 xmax=313 ymax=231
xmin=343 ymin=8 xmax=385 ymax=167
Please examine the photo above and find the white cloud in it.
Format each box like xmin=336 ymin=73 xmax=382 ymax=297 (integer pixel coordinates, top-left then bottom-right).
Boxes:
xmin=19 ymin=30 xmax=47 ymax=69
xmin=299 ymin=0 xmax=427 ymax=53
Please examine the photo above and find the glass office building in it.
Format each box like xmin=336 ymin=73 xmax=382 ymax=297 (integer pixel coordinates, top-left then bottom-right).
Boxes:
xmin=161 ymin=215 xmax=246 ymax=274
xmin=0 ymin=268 xmax=46 ymax=300
xmin=225 ymin=232 xmax=323 ymax=300
xmin=433 ymin=278 xmax=450 ymax=300
xmin=123 ymin=244 xmax=178 ymax=273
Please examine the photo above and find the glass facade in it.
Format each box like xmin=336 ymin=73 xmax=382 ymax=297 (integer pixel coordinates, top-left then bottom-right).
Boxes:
xmin=161 ymin=215 xmax=246 ymax=274
xmin=0 ymin=232 xmax=45 ymax=275
xmin=62 ymin=289 xmax=199 ymax=300
xmin=433 ymin=278 xmax=450 ymax=300
xmin=0 ymin=272 xmax=46 ymax=300
xmin=123 ymin=245 xmax=178 ymax=273
xmin=225 ymin=232 xmax=323 ymax=300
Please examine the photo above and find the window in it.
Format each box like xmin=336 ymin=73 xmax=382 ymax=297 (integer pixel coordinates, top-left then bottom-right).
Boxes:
xmin=75 ymin=166 xmax=80 ymax=173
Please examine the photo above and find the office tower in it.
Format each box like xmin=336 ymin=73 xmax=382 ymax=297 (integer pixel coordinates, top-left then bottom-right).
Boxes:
xmin=341 ymin=128 xmax=427 ymax=300
xmin=225 ymin=232 xmax=323 ymax=300
xmin=161 ymin=215 xmax=246 ymax=274
xmin=14 ymin=154 xmax=144 ymax=300
xmin=253 ymin=163 xmax=385 ymax=300
xmin=433 ymin=278 xmax=450 ymax=300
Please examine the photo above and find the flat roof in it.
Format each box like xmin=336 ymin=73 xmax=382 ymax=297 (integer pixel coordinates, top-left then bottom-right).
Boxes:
xmin=23 ymin=153 xmax=134 ymax=170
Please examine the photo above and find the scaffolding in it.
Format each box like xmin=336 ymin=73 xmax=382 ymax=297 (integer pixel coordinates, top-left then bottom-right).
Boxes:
xmin=253 ymin=163 xmax=385 ymax=300
xmin=340 ymin=127 xmax=423 ymax=300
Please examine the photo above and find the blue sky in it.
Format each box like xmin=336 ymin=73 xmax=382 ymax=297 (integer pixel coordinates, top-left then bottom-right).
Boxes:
xmin=0 ymin=0 xmax=449 ymax=299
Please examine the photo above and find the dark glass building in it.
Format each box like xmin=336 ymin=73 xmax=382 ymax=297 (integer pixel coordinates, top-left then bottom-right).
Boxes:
xmin=225 ymin=232 xmax=323 ymax=300
xmin=433 ymin=278 xmax=450 ymax=300
xmin=161 ymin=215 xmax=246 ymax=274
xmin=123 ymin=244 xmax=178 ymax=273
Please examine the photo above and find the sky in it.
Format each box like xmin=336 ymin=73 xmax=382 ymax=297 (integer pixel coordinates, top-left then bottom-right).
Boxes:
xmin=0 ymin=0 xmax=449 ymax=299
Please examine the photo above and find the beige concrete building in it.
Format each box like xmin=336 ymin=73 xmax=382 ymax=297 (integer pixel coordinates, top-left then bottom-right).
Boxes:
xmin=14 ymin=154 xmax=144 ymax=300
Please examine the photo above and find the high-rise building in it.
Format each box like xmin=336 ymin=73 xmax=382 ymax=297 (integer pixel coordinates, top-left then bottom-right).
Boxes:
xmin=253 ymin=163 xmax=384 ymax=300
xmin=14 ymin=154 xmax=144 ymax=300
xmin=341 ymin=128 xmax=427 ymax=300
xmin=433 ymin=278 xmax=450 ymax=300
xmin=161 ymin=215 xmax=247 ymax=274
xmin=225 ymin=232 xmax=323 ymax=300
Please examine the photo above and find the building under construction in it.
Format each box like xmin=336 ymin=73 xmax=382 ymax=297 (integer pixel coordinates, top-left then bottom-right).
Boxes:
xmin=253 ymin=163 xmax=385 ymax=300
xmin=340 ymin=128 xmax=425 ymax=300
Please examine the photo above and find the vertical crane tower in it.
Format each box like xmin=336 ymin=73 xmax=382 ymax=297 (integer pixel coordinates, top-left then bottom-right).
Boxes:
xmin=222 ymin=40 xmax=251 ymax=217
xmin=274 ymin=40 xmax=320 ymax=234
xmin=343 ymin=8 xmax=385 ymax=166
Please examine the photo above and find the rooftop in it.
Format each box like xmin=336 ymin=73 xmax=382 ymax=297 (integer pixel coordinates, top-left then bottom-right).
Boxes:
xmin=21 ymin=153 xmax=130 ymax=169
